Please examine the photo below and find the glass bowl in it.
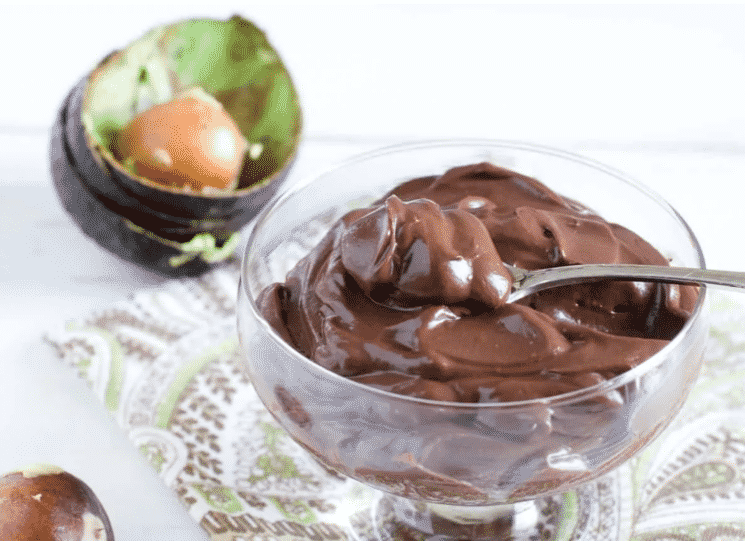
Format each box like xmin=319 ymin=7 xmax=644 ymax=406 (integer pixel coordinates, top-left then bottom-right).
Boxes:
xmin=237 ymin=140 xmax=709 ymax=539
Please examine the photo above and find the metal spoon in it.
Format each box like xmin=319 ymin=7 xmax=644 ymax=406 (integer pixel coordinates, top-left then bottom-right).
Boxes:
xmin=506 ymin=263 xmax=745 ymax=302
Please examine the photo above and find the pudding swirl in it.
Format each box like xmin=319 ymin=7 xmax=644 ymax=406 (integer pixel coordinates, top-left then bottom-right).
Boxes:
xmin=259 ymin=162 xmax=696 ymax=403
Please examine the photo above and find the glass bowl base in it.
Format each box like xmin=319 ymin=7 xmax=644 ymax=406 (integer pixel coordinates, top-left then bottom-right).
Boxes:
xmin=367 ymin=492 xmax=556 ymax=541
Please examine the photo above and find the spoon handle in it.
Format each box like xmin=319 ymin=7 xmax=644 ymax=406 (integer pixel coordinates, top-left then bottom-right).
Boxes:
xmin=511 ymin=264 xmax=745 ymax=300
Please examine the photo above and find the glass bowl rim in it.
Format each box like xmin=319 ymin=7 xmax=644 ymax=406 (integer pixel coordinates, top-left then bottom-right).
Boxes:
xmin=240 ymin=138 xmax=708 ymax=410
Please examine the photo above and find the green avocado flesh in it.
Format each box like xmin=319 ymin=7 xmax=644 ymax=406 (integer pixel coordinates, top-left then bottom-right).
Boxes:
xmin=83 ymin=15 xmax=301 ymax=189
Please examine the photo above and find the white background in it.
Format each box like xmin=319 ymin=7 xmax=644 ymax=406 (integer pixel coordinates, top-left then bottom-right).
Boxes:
xmin=2 ymin=4 xmax=745 ymax=540
xmin=4 ymin=4 xmax=745 ymax=143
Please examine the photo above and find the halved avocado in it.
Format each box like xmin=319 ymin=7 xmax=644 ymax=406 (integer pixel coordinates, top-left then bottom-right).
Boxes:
xmin=83 ymin=15 xmax=301 ymax=218
xmin=64 ymin=77 xmax=206 ymax=234
xmin=51 ymin=15 xmax=302 ymax=276
xmin=52 ymin=87 xmax=232 ymax=277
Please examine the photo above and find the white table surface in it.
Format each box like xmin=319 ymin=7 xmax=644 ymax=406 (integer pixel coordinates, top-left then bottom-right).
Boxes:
xmin=3 ymin=5 xmax=745 ymax=539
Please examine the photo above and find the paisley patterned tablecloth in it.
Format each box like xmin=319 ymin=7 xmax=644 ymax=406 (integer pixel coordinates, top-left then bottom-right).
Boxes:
xmin=45 ymin=261 xmax=745 ymax=540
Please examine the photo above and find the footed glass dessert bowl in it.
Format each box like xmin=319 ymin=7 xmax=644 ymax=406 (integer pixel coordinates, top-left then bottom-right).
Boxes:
xmin=237 ymin=141 xmax=709 ymax=539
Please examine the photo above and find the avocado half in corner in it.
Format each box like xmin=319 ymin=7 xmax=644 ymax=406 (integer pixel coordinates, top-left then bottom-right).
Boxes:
xmin=52 ymin=15 xmax=301 ymax=276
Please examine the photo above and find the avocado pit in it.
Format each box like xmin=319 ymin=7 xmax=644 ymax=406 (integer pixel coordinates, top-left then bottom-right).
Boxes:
xmin=0 ymin=464 xmax=115 ymax=541
xmin=116 ymin=87 xmax=251 ymax=193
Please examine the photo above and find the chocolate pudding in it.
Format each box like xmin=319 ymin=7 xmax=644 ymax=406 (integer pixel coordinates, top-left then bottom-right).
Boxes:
xmin=258 ymin=162 xmax=696 ymax=404
xmin=240 ymin=150 xmax=708 ymax=509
